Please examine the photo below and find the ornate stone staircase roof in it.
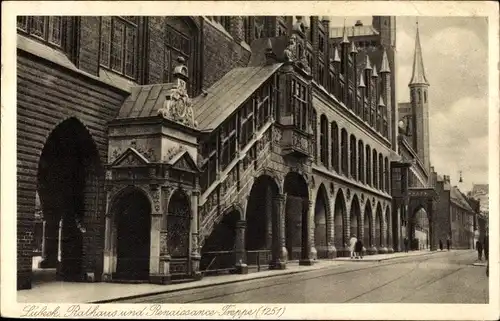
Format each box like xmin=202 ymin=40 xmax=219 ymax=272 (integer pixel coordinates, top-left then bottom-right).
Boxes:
xmin=193 ymin=63 xmax=282 ymax=131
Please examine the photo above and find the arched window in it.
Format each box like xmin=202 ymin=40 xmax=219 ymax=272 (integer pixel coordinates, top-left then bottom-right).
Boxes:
xmin=320 ymin=115 xmax=328 ymax=166
xmin=385 ymin=157 xmax=390 ymax=192
xmin=350 ymin=135 xmax=357 ymax=179
xmin=424 ymin=90 xmax=427 ymax=103
xmin=417 ymin=89 xmax=421 ymax=103
xmin=163 ymin=17 xmax=199 ymax=94
xmin=331 ymin=122 xmax=339 ymax=172
xmin=358 ymin=141 xmax=364 ymax=182
xmin=311 ymin=108 xmax=318 ymax=162
xmin=379 ymin=153 xmax=384 ymax=191
xmin=341 ymin=129 xmax=348 ymax=176
xmin=366 ymin=145 xmax=371 ymax=186
xmin=372 ymin=149 xmax=378 ymax=189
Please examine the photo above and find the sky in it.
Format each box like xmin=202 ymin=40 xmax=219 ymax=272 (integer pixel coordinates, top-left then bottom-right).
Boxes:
xmin=329 ymin=16 xmax=489 ymax=193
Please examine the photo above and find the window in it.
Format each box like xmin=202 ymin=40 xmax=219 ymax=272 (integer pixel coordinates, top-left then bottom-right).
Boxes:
xmin=200 ymin=136 xmax=217 ymax=192
xmin=366 ymin=145 xmax=372 ymax=186
xmin=331 ymin=122 xmax=339 ymax=172
xmin=424 ymin=91 xmax=427 ymax=103
xmin=240 ymin=100 xmax=254 ymax=147
xmin=379 ymin=154 xmax=384 ymax=190
xmin=220 ymin=116 xmax=237 ymax=171
xmin=213 ymin=16 xmax=231 ymax=30
xmin=358 ymin=141 xmax=364 ymax=182
xmin=311 ymin=109 xmax=318 ymax=161
xmin=384 ymin=158 xmax=389 ymax=192
xmin=318 ymin=34 xmax=325 ymax=52
xmin=100 ymin=16 xmax=138 ymax=78
xmin=292 ymin=79 xmax=309 ymax=132
xmin=341 ymin=129 xmax=348 ymax=176
xmin=17 ymin=16 xmax=63 ymax=47
xmin=372 ymin=149 xmax=378 ymax=189
xmin=320 ymin=115 xmax=328 ymax=166
xmin=350 ymin=135 xmax=357 ymax=179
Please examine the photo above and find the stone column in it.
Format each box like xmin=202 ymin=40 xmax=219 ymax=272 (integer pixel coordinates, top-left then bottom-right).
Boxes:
xmin=39 ymin=215 xmax=59 ymax=268
xmin=326 ymin=199 xmax=336 ymax=258
xmin=300 ymin=199 xmax=314 ymax=265
xmin=234 ymin=220 xmax=248 ymax=274
xmin=270 ymin=194 xmax=287 ymax=270
xmin=190 ymin=191 xmax=202 ymax=279
xmin=369 ymin=210 xmax=378 ymax=255
xmin=102 ymin=214 xmax=113 ymax=281
xmin=150 ymin=188 xmax=171 ymax=284
xmin=379 ymin=214 xmax=389 ymax=254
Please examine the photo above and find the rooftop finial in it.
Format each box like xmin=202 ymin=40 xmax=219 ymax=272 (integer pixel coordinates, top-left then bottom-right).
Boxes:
xmin=342 ymin=19 xmax=350 ymax=44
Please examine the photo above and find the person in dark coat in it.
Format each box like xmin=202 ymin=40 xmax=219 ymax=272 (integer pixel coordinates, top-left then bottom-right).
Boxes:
xmin=403 ymin=237 xmax=409 ymax=253
xmin=476 ymin=240 xmax=483 ymax=261
xmin=439 ymin=239 xmax=443 ymax=251
xmin=446 ymin=238 xmax=451 ymax=251
xmin=355 ymin=238 xmax=364 ymax=259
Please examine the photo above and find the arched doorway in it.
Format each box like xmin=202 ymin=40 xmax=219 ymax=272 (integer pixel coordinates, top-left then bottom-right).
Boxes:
xmin=375 ymin=203 xmax=383 ymax=250
xmin=200 ymin=210 xmax=239 ymax=274
xmin=37 ymin=117 xmax=102 ymax=281
xmin=314 ymin=184 xmax=329 ymax=259
xmin=284 ymin=172 xmax=309 ymax=261
xmin=350 ymin=195 xmax=362 ymax=239
xmin=334 ymin=190 xmax=347 ymax=257
xmin=167 ymin=189 xmax=191 ymax=259
xmin=413 ymin=207 xmax=430 ymax=250
xmin=113 ymin=188 xmax=152 ymax=280
xmin=364 ymin=202 xmax=373 ymax=254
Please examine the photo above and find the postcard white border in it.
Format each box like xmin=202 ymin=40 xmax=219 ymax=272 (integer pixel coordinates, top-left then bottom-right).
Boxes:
xmin=1 ymin=1 xmax=499 ymax=319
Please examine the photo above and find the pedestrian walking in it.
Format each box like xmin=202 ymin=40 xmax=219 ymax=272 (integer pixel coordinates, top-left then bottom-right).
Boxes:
xmin=403 ymin=237 xmax=409 ymax=253
xmin=446 ymin=238 xmax=450 ymax=251
xmin=439 ymin=239 xmax=443 ymax=251
xmin=476 ymin=240 xmax=483 ymax=261
xmin=349 ymin=234 xmax=357 ymax=259
xmin=355 ymin=238 xmax=364 ymax=259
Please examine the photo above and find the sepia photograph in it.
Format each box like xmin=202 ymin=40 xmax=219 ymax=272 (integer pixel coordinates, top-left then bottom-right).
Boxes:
xmin=1 ymin=1 xmax=499 ymax=319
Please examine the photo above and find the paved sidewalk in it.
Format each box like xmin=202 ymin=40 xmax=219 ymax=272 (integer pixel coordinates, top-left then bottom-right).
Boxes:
xmin=17 ymin=250 xmax=446 ymax=304
xmin=335 ymin=249 xmax=442 ymax=262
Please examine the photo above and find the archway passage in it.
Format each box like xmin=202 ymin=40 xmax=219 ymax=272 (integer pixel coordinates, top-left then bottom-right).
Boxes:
xmin=36 ymin=117 xmax=102 ymax=281
xmin=284 ymin=172 xmax=309 ymax=261
xmin=167 ymin=190 xmax=191 ymax=258
xmin=412 ymin=207 xmax=430 ymax=251
xmin=364 ymin=203 xmax=373 ymax=252
xmin=201 ymin=210 xmax=239 ymax=273
xmin=114 ymin=189 xmax=152 ymax=280
xmin=333 ymin=190 xmax=346 ymax=256
xmin=314 ymin=185 xmax=329 ymax=259
xmin=350 ymin=196 xmax=361 ymax=239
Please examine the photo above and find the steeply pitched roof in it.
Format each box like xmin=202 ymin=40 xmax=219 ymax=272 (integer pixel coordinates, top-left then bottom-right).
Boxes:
xmin=117 ymin=83 xmax=176 ymax=119
xmin=450 ymin=186 xmax=474 ymax=212
xmin=193 ymin=63 xmax=282 ymax=131
xmin=409 ymin=23 xmax=429 ymax=86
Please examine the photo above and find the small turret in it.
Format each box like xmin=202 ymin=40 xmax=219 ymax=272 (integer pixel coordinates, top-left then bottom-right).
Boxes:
xmin=380 ymin=49 xmax=391 ymax=73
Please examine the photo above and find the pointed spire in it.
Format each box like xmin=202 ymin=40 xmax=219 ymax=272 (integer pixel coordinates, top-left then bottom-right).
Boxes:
xmin=378 ymin=95 xmax=386 ymax=107
xmin=409 ymin=20 xmax=429 ymax=85
xmin=358 ymin=73 xmax=366 ymax=88
xmin=333 ymin=46 xmax=341 ymax=63
xmin=371 ymin=64 xmax=378 ymax=78
xmin=342 ymin=20 xmax=350 ymax=44
xmin=350 ymin=41 xmax=358 ymax=54
xmin=380 ymin=49 xmax=391 ymax=73
xmin=364 ymin=54 xmax=372 ymax=70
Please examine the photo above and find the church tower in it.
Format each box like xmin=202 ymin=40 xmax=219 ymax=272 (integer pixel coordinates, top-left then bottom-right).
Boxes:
xmin=409 ymin=21 xmax=430 ymax=172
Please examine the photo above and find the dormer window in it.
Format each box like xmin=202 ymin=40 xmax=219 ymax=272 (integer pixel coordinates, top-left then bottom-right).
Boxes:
xmin=17 ymin=16 xmax=63 ymax=48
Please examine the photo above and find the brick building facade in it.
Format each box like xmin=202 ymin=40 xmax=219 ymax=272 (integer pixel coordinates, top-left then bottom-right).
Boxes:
xmin=17 ymin=15 xmax=428 ymax=290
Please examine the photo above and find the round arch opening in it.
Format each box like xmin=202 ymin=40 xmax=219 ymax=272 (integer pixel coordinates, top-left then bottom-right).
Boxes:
xmin=284 ymin=172 xmax=309 ymax=261
xmin=314 ymin=184 xmax=329 ymax=259
xmin=36 ymin=117 xmax=102 ymax=281
xmin=350 ymin=195 xmax=362 ymax=239
xmin=112 ymin=188 xmax=152 ymax=281
xmin=364 ymin=203 xmax=373 ymax=251
xmin=333 ymin=190 xmax=347 ymax=256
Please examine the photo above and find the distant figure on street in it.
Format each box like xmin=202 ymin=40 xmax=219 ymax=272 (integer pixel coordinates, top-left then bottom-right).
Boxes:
xmin=484 ymin=235 xmax=489 ymax=261
xmin=476 ymin=240 xmax=483 ymax=261
xmin=439 ymin=239 xmax=443 ymax=251
xmin=355 ymin=238 xmax=364 ymax=259
xmin=446 ymin=238 xmax=451 ymax=251
xmin=349 ymin=234 xmax=358 ymax=259
xmin=403 ymin=237 xmax=409 ymax=253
